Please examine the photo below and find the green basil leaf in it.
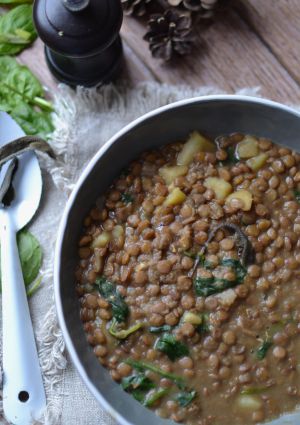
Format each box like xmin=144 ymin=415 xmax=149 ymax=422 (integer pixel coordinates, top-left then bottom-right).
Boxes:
xmin=95 ymin=276 xmax=129 ymax=323
xmin=0 ymin=5 xmax=36 ymax=55
xmin=175 ymin=390 xmax=197 ymax=407
xmin=0 ymin=56 xmax=54 ymax=137
xmin=155 ymin=333 xmax=189 ymax=361
xmin=0 ymin=229 xmax=42 ymax=290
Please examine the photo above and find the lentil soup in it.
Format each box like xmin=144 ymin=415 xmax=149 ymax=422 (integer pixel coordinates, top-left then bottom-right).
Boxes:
xmin=76 ymin=132 xmax=300 ymax=425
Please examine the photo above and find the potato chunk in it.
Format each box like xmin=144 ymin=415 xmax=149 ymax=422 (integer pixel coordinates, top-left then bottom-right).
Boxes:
xmin=237 ymin=136 xmax=259 ymax=159
xmin=91 ymin=231 xmax=111 ymax=248
xmin=164 ymin=187 xmax=186 ymax=206
xmin=182 ymin=311 xmax=202 ymax=325
xmin=177 ymin=131 xmax=216 ymax=166
xmin=112 ymin=225 xmax=124 ymax=238
xmin=204 ymin=177 xmax=232 ymax=200
xmin=159 ymin=165 xmax=188 ymax=185
xmin=236 ymin=395 xmax=263 ymax=411
xmin=225 ymin=189 xmax=253 ymax=211
xmin=246 ymin=153 xmax=268 ymax=171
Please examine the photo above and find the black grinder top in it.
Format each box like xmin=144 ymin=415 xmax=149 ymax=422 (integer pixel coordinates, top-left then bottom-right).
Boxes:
xmin=33 ymin=0 xmax=123 ymax=86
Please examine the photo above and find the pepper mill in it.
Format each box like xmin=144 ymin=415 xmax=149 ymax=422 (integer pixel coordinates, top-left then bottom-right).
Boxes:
xmin=33 ymin=0 xmax=123 ymax=87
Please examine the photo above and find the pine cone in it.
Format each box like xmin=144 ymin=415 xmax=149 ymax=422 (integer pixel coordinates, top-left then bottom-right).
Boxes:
xmin=167 ymin=0 xmax=219 ymax=15
xmin=144 ymin=9 xmax=195 ymax=61
xmin=121 ymin=0 xmax=152 ymax=16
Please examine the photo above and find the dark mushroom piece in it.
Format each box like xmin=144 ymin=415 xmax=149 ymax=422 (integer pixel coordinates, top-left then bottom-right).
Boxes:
xmin=191 ymin=222 xmax=255 ymax=278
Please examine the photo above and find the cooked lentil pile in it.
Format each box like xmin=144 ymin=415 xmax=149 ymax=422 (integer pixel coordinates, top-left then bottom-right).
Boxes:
xmin=76 ymin=132 xmax=300 ymax=425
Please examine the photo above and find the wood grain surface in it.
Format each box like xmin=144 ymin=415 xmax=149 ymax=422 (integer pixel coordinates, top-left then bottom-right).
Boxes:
xmin=17 ymin=1 xmax=300 ymax=104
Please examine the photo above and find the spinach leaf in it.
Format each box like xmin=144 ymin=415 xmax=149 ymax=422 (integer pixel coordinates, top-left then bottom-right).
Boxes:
xmin=17 ymin=229 xmax=42 ymax=285
xmin=122 ymin=374 xmax=155 ymax=392
xmin=0 ymin=57 xmax=54 ymax=137
xmin=0 ymin=229 xmax=42 ymax=290
xmin=122 ymin=374 xmax=168 ymax=407
xmin=121 ymin=373 xmax=155 ymax=403
xmin=256 ymin=339 xmax=273 ymax=360
xmin=221 ymin=258 xmax=247 ymax=283
xmin=194 ymin=276 xmax=240 ymax=297
xmin=155 ymin=333 xmax=189 ymax=361
xmin=95 ymin=276 xmax=129 ymax=323
xmin=175 ymin=390 xmax=197 ymax=407
xmin=125 ymin=358 xmax=186 ymax=388
xmin=219 ymin=146 xmax=239 ymax=166
xmin=144 ymin=389 xmax=169 ymax=407
xmin=293 ymin=189 xmax=300 ymax=203
xmin=241 ymin=386 xmax=269 ymax=395
xmin=26 ymin=275 xmax=42 ymax=297
xmin=149 ymin=325 xmax=172 ymax=334
xmin=194 ymin=259 xmax=246 ymax=297
xmin=109 ymin=318 xmax=142 ymax=339
xmin=0 ymin=0 xmax=32 ymax=3
xmin=196 ymin=313 xmax=210 ymax=334
xmin=0 ymin=5 xmax=36 ymax=56
xmin=121 ymin=193 xmax=134 ymax=204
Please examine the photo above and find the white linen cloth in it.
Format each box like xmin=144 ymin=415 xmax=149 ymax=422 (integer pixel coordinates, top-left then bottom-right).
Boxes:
xmin=0 ymin=82 xmax=260 ymax=425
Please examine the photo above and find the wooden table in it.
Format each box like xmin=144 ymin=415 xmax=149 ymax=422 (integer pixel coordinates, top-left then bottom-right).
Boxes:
xmin=19 ymin=0 xmax=300 ymax=104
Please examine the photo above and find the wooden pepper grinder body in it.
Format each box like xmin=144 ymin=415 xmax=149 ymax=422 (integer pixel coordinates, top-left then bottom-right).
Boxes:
xmin=33 ymin=0 xmax=123 ymax=87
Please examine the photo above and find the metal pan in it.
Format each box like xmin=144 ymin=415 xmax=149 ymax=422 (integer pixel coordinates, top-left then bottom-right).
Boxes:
xmin=54 ymin=95 xmax=300 ymax=425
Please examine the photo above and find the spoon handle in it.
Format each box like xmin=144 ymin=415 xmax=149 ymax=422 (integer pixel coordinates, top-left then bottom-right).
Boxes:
xmin=1 ymin=213 xmax=46 ymax=425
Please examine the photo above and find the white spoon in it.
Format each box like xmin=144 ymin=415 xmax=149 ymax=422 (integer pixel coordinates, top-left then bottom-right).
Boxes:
xmin=0 ymin=112 xmax=46 ymax=424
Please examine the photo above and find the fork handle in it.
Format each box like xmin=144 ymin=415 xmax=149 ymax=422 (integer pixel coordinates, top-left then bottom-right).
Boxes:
xmin=1 ymin=212 xmax=46 ymax=425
